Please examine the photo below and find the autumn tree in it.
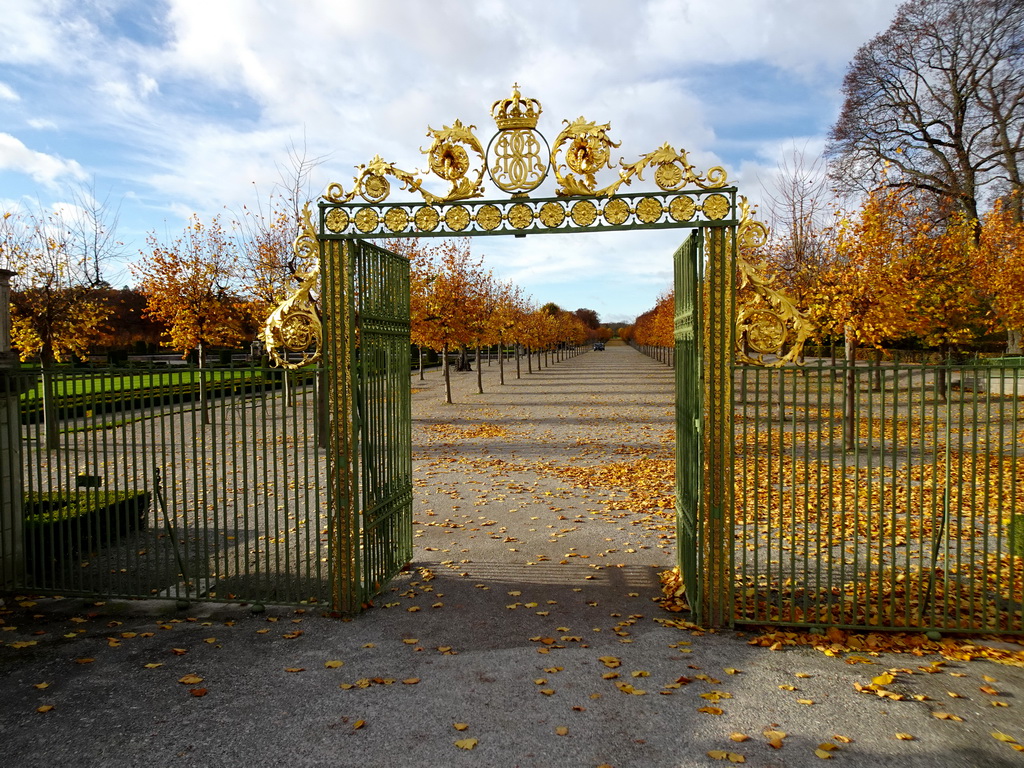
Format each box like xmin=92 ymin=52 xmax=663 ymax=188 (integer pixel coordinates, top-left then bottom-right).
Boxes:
xmin=488 ymin=279 xmax=526 ymax=385
xmin=573 ymin=308 xmax=600 ymax=331
xmin=2 ymin=207 xmax=113 ymax=447
xmin=827 ymin=0 xmax=1024 ymax=223
xmin=761 ymin=148 xmax=836 ymax=319
xmin=135 ymin=215 xmax=246 ymax=422
xmin=402 ymin=238 xmax=486 ymax=403
xmin=975 ymin=199 xmax=1024 ymax=352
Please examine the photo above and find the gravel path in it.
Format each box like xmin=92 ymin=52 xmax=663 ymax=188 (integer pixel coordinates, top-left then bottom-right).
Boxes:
xmin=2 ymin=344 xmax=1023 ymax=768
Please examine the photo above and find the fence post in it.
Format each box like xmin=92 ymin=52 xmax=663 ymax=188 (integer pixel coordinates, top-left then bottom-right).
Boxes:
xmin=0 ymin=268 xmax=24 ymax=590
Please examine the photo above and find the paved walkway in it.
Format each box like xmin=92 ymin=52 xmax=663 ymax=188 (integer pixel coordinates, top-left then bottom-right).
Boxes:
xmin=2 ymin=345 xmax=1023 ymax=767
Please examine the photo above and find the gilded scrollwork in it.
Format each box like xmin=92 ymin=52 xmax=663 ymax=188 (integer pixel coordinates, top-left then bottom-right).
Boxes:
xmin=550 ymin=117 xmax=621 ymax=196
xmin=262 ymin=203 xmax=323 ymax=369
xmin=322 ymin=120 xmax=486 ymax=206
xmin=734 ymin=197 xmax=814 ymax=366
xmin=550 ymin=121 xmax=729 ymax=198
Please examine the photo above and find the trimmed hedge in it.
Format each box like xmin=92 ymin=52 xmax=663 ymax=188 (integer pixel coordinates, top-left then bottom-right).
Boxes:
xmin=17 ymin=368 xmax=318 ymax=425
xmin=23 ymin=490 xmax=151 ymax=574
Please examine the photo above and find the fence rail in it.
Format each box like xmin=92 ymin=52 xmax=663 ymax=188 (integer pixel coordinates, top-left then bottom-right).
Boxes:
xmin=731 ymin=359 xmax=1023 ymax=633
xmin=6 ymin=366 xmax=331 ymax=606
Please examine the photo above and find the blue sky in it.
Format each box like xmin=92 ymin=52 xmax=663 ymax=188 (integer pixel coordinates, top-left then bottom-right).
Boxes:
xmin=0 ymin=0 xmax=903 ymax=324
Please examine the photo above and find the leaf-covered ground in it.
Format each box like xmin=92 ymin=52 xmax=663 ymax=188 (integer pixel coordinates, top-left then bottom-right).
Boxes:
xmin=2 ymin=346 xmax=1023 ymax=767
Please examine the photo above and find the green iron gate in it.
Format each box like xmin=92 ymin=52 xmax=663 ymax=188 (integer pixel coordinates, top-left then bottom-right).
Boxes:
xmin=673 ymin=231 xmax=703 ymax=622
xmin=321 ymin=239 xmax=413 ymax=613
xmin=263 ymin=86 xmax=808 ymax=617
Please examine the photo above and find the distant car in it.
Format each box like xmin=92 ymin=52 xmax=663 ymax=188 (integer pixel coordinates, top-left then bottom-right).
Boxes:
xmin=593 ymin=342 xmax=605 ymax=351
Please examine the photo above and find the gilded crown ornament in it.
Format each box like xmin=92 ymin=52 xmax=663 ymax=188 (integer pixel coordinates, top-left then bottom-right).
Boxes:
xmin=490 ymin=83 xmax=542 ymax=129
xmin=486 ymin=84 xmax=549 ymax=195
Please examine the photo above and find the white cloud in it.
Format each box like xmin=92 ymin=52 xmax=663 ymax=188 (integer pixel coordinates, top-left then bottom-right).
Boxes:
xmin=0 ymin=81 xmax=19 ymax=101
xmin=0 ymin=133 xmax=88 ymax=187
xmin=0 ymin=0 xmax=907 ymax=317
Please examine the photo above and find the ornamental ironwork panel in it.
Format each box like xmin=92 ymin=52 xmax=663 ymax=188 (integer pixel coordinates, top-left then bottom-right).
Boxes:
xmin=321 ymin=190 xmax=736 ymax=239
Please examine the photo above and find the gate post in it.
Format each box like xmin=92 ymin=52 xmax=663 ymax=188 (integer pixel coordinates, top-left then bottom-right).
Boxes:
xmin=0 ymin=269 xmax=24 ymax=590
xmin=702 ymin=226 xmax=736 ymax=627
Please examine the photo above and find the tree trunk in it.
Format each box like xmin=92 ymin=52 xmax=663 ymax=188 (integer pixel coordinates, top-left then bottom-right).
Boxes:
xmin=527 ymin=347 xmax=533 ymax=374
xmin=40 ymin=360 xmax=59 ymax=451
xmin=499 ymin=337 xmax=505 ymax=386
xmin=1008 ymin=328 xmax=1022 ymax=355
xmin=476 ymin=344 xmax=483 ymax=394
xmin=516 ymin=344 xmax=521 ymax=379
xmin=936 ymin=347 xmax=949 ymax=403
xmin=844 ymin=330 xmax=857 ymax=452
xmin=872 ymin=347 xmax=883 ymax=392
xmin=443 ymin=343 xmax=452 ymax=404
xmin=198 ymin=342 xmax=210 ymax=426
xmin=418 ymin=347 xmax=424 ymax=381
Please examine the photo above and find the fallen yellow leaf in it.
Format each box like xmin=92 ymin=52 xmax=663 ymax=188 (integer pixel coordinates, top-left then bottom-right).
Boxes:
xmin=697 ymin=706 xmax=723 ymax=715
xmin=991 ymin=732 xmax=1018 ymax=744
xmin=814 ymin=748 xmax=833 ymax=759
xmin=453 ymin=723 xmax=469 ymax=731
xmin=353 ymin=719 xmax=365 ymax=730
xmin=454 ymin=738 xmax=478 ymax=750
xmin=33 ymin=682 xmax=50 ymax=689
xmin=325 ymin=660 xmax=344 ymax=668
xmin=895 ymin=733 xmax=915 ymax=740
xmin=729 ymin=733 xmax=749 ymax=742
xmin=555 ymin=726 xmax=569 ymax=736
xmin=402 ymin=678 xmax=420 ymax=685
xmin=178 ymin=674 xmax=203 ymax=685
xmin=36 ymin=705 xmax=54 ymax=713
xmin=932 ymin=712 xmax=963 ymax=721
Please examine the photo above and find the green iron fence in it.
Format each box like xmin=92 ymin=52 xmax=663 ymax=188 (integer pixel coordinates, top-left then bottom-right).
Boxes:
xmin=732 ymin=359 xmax=1023 ymax=634
xmin=7 ymin=365 xmax=331 ymax=606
